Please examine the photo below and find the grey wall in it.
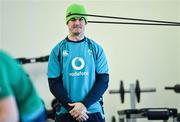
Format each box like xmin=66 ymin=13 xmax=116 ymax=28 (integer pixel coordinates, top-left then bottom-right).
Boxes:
xmin=1 ymin=0 xmax=180 ymax=121
xmin=176 ymin=1 xmax=180 ymax=105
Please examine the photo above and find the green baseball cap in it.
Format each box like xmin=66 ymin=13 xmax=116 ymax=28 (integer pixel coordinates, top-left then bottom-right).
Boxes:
xmin=66 ymin=3 xmax=87 ymax=24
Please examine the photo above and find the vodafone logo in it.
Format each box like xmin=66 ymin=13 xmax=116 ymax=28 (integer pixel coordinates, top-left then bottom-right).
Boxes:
xmin=70 ymin=57 xmax=88 ymax=76
xmin=71 ymin=57 xmax=85 ymax=70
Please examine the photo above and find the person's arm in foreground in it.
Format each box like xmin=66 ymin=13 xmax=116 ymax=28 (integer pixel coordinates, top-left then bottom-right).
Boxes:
xmin=0 ymin=96 xmax=19 ymax=122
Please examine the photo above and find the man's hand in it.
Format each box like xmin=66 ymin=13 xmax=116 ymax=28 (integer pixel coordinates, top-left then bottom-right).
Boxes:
xmin=68 ymin=102 xmax=89 ymax=121
xmin=75 ymin=111 xmax=89 ymax=122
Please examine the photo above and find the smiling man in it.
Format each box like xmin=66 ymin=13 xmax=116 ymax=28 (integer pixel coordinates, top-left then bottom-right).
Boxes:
xmin=48 ymin=3 xmax=109 ymax=122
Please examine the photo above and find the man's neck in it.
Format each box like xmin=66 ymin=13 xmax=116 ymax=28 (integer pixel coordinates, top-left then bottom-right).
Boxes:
xmin=68 ymin=34 xmax=84 ymax=41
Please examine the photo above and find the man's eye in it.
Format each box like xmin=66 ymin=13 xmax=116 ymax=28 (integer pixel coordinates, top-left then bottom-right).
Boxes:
xmin=79 ymin=17 xmax=84 ymax=21
xmin=70 ymin=18 xmax=76 ymax=21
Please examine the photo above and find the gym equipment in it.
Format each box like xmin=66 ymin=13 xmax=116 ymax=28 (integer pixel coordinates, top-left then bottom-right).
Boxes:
xmin=109 ymin=80 xmax=156 ymax=122
xmin=46 ymin=98 xmax=61 ymax=121
xmin=115 ymin=84 xmax=180 ymax=122
xmin=67 ymin=13 xmax=180 ymax=26
xmin=109 ymin=80 xmax=156 ymax=107
xmin=109 ymin=81 xmax=125 ymax=103
xmin=118 ymin=108 xmax=178 ymax=122
xmin=165 ymin=84 xmax=180 ymax=93
xmin=46 ymin=98 xmax=58 ymax=120
xmin=111 ymin=116 xmax=116 ymax=122
xmin=165 ymin=84 xmax=180 ymax=121
xmin=16 ymin=55 xmax=49 ymax=64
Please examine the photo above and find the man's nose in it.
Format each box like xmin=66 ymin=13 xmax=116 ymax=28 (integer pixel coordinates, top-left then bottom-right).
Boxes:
xmin=74 ymin=19 xmax=81 ymax=24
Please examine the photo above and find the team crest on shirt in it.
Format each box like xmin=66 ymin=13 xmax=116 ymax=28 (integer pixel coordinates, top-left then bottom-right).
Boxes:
xmin=88 ymin=49 xmax=92 ymax=55
xmin=63 ymin=50 xmax=68 ymax=57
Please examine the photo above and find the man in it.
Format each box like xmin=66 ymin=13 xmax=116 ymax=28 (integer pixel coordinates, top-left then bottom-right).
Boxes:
xmin=0 ymin=51 xmax=46 ymax=122
xmin=48 ymin=3 xmax=109 ymax=122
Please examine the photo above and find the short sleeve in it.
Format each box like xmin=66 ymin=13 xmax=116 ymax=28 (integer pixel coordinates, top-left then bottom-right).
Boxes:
xmin=95 ymin=45 xmax=109 ymax=74
xmin=47 ymin=46 xmax=61 ymax=78
xmin=0 ymin=63 xmax=13 ymax=100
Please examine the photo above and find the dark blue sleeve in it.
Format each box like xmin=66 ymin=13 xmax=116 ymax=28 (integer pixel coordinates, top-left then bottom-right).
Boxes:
xmin=82 ymin=73 xmax=109 ymax=108
xmin=48 ymin=74 xmax=72 ymax=110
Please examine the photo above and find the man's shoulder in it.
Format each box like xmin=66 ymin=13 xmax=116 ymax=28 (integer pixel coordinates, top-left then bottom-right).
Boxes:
xmin=86 ymin=38 xmax=102 ymax=47
xmin=52 ymin=38 xmax=67 ymax=50
xmin=57 ymin=38 xmax=67 ymax=46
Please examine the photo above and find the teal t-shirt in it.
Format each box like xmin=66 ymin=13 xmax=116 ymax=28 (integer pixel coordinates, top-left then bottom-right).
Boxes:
xmin=48 ymin=37 xmax=109 ymax=116
xmin=0 ymin=51 xmax=44 ymax=121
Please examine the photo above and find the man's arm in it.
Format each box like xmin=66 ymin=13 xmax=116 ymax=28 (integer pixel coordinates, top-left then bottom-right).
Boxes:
xmin=82 ymin=43 xmax=109 ymax=108
xmin=48 ymin=46 xmax=72 ymax=110
xmin=0 ymin=96 xmax=19 ymax=122
xmin=48 ymin=74 xmax=72 ymax=110
xmin=82 ymin=73 xmax=109 ymax=108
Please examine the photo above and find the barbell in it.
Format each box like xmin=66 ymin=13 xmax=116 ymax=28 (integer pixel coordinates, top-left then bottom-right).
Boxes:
xmin=109 ymin=80 xmax=156 ymax=103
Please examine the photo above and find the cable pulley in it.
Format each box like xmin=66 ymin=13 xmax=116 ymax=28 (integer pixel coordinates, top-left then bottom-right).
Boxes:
xmin=16 ymin=55 xmax=49 ymax=64
xmin=67 ymin=13 xmax=180 ymax=26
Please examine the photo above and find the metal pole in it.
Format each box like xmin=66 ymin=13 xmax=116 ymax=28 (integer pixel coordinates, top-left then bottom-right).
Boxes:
xmin=130 ymin=84 xmax=137 ymax=122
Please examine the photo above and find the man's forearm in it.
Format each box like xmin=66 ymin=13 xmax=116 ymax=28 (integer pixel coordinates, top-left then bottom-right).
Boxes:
xmin=82 ymin=73 xmax=109 ymax=108
xmin=48 ymin=75 xmax=72 ymax=110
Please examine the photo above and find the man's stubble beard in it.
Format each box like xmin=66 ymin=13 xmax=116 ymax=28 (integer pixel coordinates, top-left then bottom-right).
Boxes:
xmin=73 ymin=32 xmax=81 ymax=36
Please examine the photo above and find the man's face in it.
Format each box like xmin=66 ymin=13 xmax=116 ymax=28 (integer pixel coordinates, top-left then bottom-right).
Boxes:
xmin=67 ymin=17 xmax=86 ymax=36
